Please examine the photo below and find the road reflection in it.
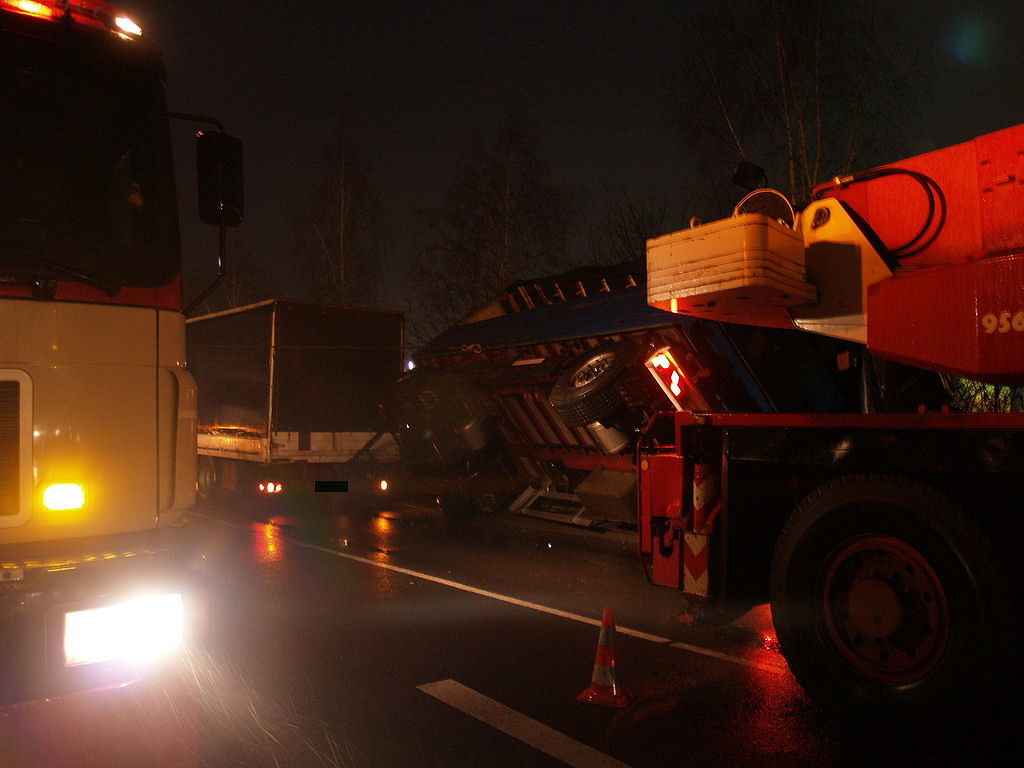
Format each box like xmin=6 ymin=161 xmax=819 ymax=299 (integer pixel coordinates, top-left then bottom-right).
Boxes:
xmin=250 ymin=517 xmax=295 ymax=563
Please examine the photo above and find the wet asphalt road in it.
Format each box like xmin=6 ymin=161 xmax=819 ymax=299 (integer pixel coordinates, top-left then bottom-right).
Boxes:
xmin=3 ymin=492 xmax=1022 ymax=767
xmin=183 ymin=494 xmax=812 ymax=768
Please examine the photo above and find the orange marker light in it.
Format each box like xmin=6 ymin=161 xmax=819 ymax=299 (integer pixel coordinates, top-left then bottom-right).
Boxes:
xmin=42 ymin=483 xmax=86 ymax=511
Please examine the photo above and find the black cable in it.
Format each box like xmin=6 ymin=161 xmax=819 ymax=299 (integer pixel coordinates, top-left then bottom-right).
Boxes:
xmin=814 ymin=168 xmax=947 ymax=264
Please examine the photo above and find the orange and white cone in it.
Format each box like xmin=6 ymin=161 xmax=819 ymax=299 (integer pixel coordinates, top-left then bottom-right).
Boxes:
xmin=577 ymin=605 xmax=629 ymax=708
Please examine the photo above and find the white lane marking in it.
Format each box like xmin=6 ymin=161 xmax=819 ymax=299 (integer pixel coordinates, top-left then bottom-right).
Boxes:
xmin=193 ymin=511 xmax=789 ymax=673
xmin=418 ymin=679 xmax=632 ymax=768
xmin=300 ymin=539 xmax=671 ymax=642
xmin=671 ymin=642 xmax=788 ymax=674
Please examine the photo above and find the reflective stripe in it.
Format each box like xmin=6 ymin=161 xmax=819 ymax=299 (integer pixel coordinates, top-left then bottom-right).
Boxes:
xmin=594 ymin=645 xmax=616 ymax=667
xmin=589 ymin=663 xmax=617 ymax=688
xmin=683 ymin=532 xmax=710 ymax=597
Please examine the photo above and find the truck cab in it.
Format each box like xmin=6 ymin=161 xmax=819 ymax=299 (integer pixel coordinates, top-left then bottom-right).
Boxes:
xmin=1 ymin=0 xmax=239 ymax=703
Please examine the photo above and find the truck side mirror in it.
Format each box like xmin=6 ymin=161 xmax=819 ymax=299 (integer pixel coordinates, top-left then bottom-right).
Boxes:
xmin=196 ymin=130 xmax=244 ymax=228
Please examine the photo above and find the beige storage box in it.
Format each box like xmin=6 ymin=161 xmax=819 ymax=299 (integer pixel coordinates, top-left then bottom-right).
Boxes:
xmin=647 ymin=213 xmax=816 ymax=328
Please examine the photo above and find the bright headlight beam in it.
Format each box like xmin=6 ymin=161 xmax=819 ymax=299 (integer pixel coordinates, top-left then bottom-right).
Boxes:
xmin=63 ymin=593 xmax=184 ymax=666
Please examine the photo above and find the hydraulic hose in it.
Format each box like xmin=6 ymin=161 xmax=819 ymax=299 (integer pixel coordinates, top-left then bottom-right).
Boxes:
xmin=815 ymin=168 xmax=947 ymax=265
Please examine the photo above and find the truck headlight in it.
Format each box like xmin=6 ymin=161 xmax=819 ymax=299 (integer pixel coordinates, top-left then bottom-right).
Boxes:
xmin=63 ymin=593 xmax=184 ymax=667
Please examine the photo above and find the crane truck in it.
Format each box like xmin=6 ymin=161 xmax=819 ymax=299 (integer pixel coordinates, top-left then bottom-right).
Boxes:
xmin=389 ymin=125 xmax=1024 ymax=721
xmin=1 ymin=0 xmax=241 ymax=703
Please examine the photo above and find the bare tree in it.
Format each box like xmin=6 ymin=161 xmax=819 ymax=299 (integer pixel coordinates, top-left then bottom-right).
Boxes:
xmin=293 ymin=128 xmax=384 ymax=307
xmin=217 ymin=250 xmax=258 ymax=309
xmin=192 ymin=236 xmax=270 ymax=315
xmin=584 ymin=185 xmax=671 ymax=266
xmin=411 ymin=117 xmax=575 ymax=343
xmin=677 ymin=0 xmax=919 ymax=212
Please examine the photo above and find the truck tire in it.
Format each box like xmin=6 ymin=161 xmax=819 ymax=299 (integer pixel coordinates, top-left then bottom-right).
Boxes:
xmin=196 ymin=456 xmax=219 ymax=500
xmin=769 ymin=475 xmax=1018 ymax=724
xmin=549 ymin=341 xmax=636 ymax=428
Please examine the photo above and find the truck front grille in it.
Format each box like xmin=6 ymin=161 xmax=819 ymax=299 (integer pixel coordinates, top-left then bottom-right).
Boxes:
xmin=1 ymin=380 xmax=20 ymax=517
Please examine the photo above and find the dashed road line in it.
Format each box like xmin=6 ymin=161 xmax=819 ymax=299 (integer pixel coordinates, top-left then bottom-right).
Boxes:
xmin=418 ymin=679 xmax=632 ymax=768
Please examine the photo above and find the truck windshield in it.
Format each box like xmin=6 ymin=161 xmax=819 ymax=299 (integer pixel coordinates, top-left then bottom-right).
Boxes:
xmin=0 ymin=50 xmax=178 ymax=293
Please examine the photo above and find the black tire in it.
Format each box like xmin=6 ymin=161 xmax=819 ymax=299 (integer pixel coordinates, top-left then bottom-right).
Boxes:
xmin=548 ymin=341 xmax=636 ymax=427
xmin=196 ymin=456 xmax=219 ymax=500
xmin=770 ymin=475 xmax=1018 ymax=723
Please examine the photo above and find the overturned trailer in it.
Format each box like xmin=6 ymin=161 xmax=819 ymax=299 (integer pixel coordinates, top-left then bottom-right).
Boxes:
xmin=390 ymin=259 xmax=895 ymax=525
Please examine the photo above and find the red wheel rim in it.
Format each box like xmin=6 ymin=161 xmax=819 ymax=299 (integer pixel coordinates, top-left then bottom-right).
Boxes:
xmin=822 ymin=535 xmax=948 ymax=682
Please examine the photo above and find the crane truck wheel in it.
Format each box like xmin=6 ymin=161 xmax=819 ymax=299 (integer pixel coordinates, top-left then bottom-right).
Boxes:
xmin=549 ymin=341 xmax=636 ymax=428
xmin=196 ymin=456 xmax=219 ymax=500
xmin=769 ymin=474 xmax=1018 ymax=724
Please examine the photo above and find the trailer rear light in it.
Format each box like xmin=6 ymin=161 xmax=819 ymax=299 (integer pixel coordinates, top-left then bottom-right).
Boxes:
xmin=258 ymin=481 xmax=283 ymax=494
xmin=41 ymin=482 xmax=86 ymax=511
xmin=63 ymin=593 xmax=184 ymax=666
xmin=645 ymin=348 xmax=689 ymax=410
xmin=379 ymin=479 xmax=389 ymax=492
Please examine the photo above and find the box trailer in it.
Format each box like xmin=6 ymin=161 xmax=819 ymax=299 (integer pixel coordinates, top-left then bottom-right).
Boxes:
xmin=186 ymin=299 xmax=403 ymax=497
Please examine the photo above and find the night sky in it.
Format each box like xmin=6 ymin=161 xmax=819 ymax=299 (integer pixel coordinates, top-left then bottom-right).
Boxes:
xmin=120 ymin=1 xmax=1024 ymax=318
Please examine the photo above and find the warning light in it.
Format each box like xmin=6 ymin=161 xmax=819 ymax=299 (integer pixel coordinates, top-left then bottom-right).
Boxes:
xmin=5 ymin=0 xmax=54 ymax=18
xmin=645 ymin=347 xmax=690 ymax=411
xmin=114 ymin=15 xmax=141 ymax=36
xmin=1 ymin=0 xmax=143 ymax=34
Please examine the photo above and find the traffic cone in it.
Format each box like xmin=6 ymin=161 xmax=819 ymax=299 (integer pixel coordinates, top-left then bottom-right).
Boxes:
xmin=577 ymin=605 xmax=629 ymax=708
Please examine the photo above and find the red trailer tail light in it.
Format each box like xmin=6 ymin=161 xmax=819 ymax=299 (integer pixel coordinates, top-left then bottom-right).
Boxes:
xmin=645 ymin=347 xmax=689 ymax=411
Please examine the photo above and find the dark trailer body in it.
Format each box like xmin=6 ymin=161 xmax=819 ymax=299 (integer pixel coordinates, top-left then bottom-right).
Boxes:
xmin=187 ymin=299 xmax=404 ymax=496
